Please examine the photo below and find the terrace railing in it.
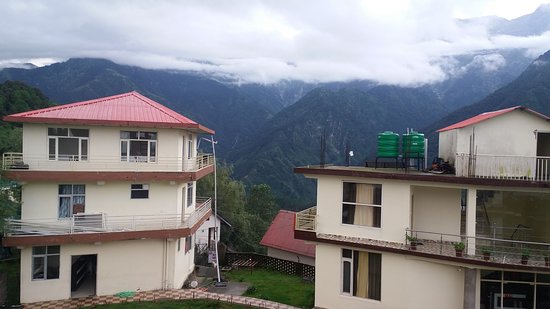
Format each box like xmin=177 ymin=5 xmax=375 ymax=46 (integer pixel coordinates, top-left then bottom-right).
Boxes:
xmin=455 ymin=153 xmax=550 ymax=181
xmin=295 ymin=207 xmax=317 ymax=232
xmin=2 ymin=152 xmax=213 ymax=173
xmin=4 ymin=198 xmax=211 ymax=237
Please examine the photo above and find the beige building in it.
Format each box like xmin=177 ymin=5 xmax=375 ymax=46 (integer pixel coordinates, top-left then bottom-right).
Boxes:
xmin=2 ymin=92 xmax=215 ymax=303
xmin=295 ymin=106 xmax=550 ymax=309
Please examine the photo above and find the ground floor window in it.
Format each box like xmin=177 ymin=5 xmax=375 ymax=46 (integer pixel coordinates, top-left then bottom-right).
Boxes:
xmin=131 ymin=184 xmax=149 ymax=199
xmin=481 ymin=270 xmax=550 ymax=309
xmin=185 ymin=235 xmax=192 ymax=253
xmin=341 ymin=249 xmax=381 ymax=300
xmin=32 ymin=246 xmax=60 ymax=280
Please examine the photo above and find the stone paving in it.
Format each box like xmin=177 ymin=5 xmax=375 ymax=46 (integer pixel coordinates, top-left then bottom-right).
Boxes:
xmin=23 ymin=288 xmax=301 ymax=309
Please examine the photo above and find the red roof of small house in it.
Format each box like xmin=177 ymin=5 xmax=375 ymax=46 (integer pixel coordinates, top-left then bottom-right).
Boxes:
xmin=3 ymin=91 xmax=214 ymax=134
xmin=260 ymin=210 xmax=315 ymax=258
xmin=437 ymin=106 xmax=550 ymax=132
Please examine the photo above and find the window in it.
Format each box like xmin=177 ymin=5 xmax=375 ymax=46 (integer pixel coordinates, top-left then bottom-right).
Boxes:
xmin=177 ymin=238 xmax=181 ymax=252
xmin=342 ymin=182 xmax=382 ymax=227
xmin=32 ymin=246 xmax=60 ymax=280
xmin=120 ymin=131 xmax=157 ymax=162
xmin=48 ymin=128 xmax=89 ymax=161
xmin=342 ymin=249 xmax=381 ymax=300
xmin=58 ymin=184 xmax=85 ymax=218
xmin=187 ymin=134 xmax=193 ymax=159
xmin=131 ymin=184 xmax=149 ymax=199
xmin=185 ymin=235 xmax=192 ymax=253
xmin=186 ymin=182 xmax=194 ymax=207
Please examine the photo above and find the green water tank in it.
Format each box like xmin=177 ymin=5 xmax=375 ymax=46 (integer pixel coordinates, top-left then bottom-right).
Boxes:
xmin=377 ymin=131 xmax=399 ymax=157
xmin=402 ymin=131 xmax=425 ymax=156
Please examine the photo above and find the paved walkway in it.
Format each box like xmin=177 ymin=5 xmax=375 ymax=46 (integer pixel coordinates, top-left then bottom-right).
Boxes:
xmin=23 ymin=289 xmax=301 ymax=309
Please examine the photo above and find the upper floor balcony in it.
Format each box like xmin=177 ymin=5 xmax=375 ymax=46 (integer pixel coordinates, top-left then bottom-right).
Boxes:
xmin=455 ymin=153 xmax=550 ymax=182
xmin=295 ymin=206 xmax=550 ymax=271
xmin=2 ymin=152 xmax=214 ymax=173
xmin=2 ymin=197 xmax=212 ymax=247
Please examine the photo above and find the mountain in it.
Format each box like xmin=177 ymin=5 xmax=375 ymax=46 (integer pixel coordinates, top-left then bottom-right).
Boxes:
xmin=0 ymin=58 xmax=273 ymax=155
xmin=489 ymin=4 xmax=550 ymax=36
xmin=231 ymin=86 xmax=448 ymax=208
xmin=0 ymin=80 xmax=53 ymax=153
xmin=424 ymin=49 xmax=550 ymax=155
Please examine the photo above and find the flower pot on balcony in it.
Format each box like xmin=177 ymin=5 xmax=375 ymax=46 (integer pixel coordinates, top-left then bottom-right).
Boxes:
xmin=410 ymin=241 xmax=417 ymax=251
xmin=521 ymin=255 xmax=529 ymax=265
xmin=483 ymin=252 xmax=491 ymax=261
xmin=455 ymin=249 xmax=463 ymax=257
xmin=545 ymin=256 xmax=550 ymax=267
xmin=454 ymin=242 xmax=465 ymax=257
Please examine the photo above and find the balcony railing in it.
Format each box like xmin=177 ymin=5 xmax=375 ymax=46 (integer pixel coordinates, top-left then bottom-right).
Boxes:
xmin=455 ymin=153 xmax=550 ymax=181
xmin=407 ymin=229 xmax=550 ymax=267
xmin=2 ymin=152 xmax=214 ymax=173
xmin=4 ymin=198 xmax=211 ymax=237
xmin=295 ymin=207 xmax=317 ymax=231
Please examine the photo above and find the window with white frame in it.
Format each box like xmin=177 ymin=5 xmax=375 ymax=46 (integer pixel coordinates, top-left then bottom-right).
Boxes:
xmin=186 ymin=182 xmax=194 ymax=207
xmin=342 ymin=182 xmax=382 ymax=227
xmin=120 ymin=131 xmax=157 ymax=162
xmin=187 ymin=134 xmax=193 ymax=159
xmin=48 ymin=128 xmax=89 ymax=161
xmin=32 ymin=246 xmax=60 ymax=280
xmin=58 ymin=184 xmax=85 ymax=218
xmin=131 ymin=184 xmax=149 ymax=199
xmin=342 ymin=249 xmax=381 ymax=300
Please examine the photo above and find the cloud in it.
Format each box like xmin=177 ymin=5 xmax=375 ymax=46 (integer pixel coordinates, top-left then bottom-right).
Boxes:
xmin=1 ymin=0 xmax=550 ymax=85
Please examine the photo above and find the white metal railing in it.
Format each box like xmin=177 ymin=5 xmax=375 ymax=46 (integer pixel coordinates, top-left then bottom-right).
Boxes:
xmin=455 ymin=153 xmax=550 ymax=181
xmin=4 ymin=198 xmax=211 ymax=237
xmin=295 ymin=206 xmax=317 ymax=232
xmin=406 ymin=228 xmax=550 ymax=267
xmin=2 ymin=152 xmax=214 ymax=173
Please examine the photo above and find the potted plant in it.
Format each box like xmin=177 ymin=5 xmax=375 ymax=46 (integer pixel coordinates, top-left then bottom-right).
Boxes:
xmin=521 ymin=249 xmax=530 ymax=265
xmin=454 ymin=242 xmax=465 ymax=257
xmin=406 ymin=234 xmax=418 ymax=251
xmin=481 ymin=246 xmax=491 ymax=261
xmin=545 ymin=254 xmax=550 ymax=267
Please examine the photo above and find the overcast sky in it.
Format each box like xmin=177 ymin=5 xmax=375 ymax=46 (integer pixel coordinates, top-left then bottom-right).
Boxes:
xmin=1 ymin=0 xmax=550 ymax=85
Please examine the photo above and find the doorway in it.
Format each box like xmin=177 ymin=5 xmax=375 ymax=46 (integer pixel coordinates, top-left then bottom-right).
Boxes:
xmin=536 ymin=132 xmax=550 ymax=180
xmin=71 ymin=254 xmax=97 ymax=298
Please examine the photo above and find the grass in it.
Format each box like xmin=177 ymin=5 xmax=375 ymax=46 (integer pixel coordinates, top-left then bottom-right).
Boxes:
xmin=91 ymin=299 xmax=248 ymax=308
xmin=0 ymin=258 xmax=20 ymax=305
xmin=224 ymin=268 xmax=314 ymax=308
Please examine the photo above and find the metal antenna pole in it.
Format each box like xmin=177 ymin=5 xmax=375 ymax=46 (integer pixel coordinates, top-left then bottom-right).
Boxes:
xmin=211 ymin=135 xmax=221 ymax=284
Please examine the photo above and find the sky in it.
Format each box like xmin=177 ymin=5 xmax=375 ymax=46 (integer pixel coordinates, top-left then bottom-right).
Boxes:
xmin=1 ymin=0 xmax=550 ymax=85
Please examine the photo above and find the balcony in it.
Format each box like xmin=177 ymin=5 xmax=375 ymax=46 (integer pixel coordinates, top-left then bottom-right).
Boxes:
xmin=455 ymin=153 xmax=550 ymax=182
xmin=2 ymin=152 xmax=214 ymax=173
xmin=2 ymin=198 xmax=212 ymax=247
xmin=295 ymin=206 xmax=316 ymax=232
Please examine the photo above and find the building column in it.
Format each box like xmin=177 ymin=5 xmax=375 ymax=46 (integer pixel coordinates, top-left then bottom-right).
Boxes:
xmin=466 ymin=188 xmax=477 ymax=256
xmin=463 ymin=268 xmax=477 ymax=309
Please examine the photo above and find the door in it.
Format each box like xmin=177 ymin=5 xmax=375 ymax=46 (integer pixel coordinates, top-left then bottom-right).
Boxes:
xmin=71 ymin=254 xmax=97 ymax=298
xmin=536 ymin=132 xmax=550 ymax=180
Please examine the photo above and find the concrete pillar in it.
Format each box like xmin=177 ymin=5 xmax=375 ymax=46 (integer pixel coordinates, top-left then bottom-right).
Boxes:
xmin=463 ymin=268 xmax=477 ymax=309
xmin=466 ymin=188 xmax=477 ymax=256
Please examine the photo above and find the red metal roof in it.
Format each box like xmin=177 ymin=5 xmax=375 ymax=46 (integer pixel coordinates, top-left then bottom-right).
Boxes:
xmin=437 ymin=106 xmax=550 ymax=132
xmin=260 ymin=210 xmax=315 ymax=258
xmin=3 ymin=91 xmax=214 ymax=134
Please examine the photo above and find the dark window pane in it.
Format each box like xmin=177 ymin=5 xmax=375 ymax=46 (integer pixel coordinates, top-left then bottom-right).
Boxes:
xmin=81 ymin=139 xmax=88 ymax=160
xmin=343 ymin=182 xmax=356 ymax=203
xmin=120 ymin=131 xmax=131 ymax=139
xmin=503 ymin=271 xmax=534 ymax=282
xmin=32 ymin=257 xmax=45 ymax=279
xmin=49 ymin=138 xmax=56 ymax=159
xmin=47 ymin=246 xmax=60 ymax=254
xmin=503 ymin=282 xmax=533 ymax=309
xmin=373 ymin=207 xmax=381 ymax=228
xmin=131 ymin=184 xmax=143 ymax=190
xmin=121 ymin=140 xmax=128 ymax=160
xmin=368 ymin=253 xmax=382 ymax=300
xmin=342 ymin=249 xmax=352 ymax=258
xmin=33 ymin=246 xmax=46 ymax=255
xmin=373 ymin=185 xmax=382 ymax=205
xmin=130 ymin=141 xmax=148 ymax=157
xmin=73 ymin=185 xmax=85 ymax=194
xmin=343 ymin=261 xmax=351 ymax=293
xmin=481 ymin=270 xmax=501 ymax=280
xmin=536 ymin=285 xmax=550 ymax=309
xmin=59 ymin=185 xmax=72 ymax=195
xmin=58 ymin=138 xmax=79 ymax=160
xmin=342 ymin=204 xmax=355 ymax=224
xmin=140 ymin=132 xmax=157 ymax=140
xmin=480 ymin=281 xmax=501 ymax=309
xmin=48 ymin=128 xmax=68 ymax=136
xmin=538 ymin=273 xmax=550 ymax=283
xmin=46 ymin=255 xmax=60 ymax=279
xmin=69 ymin=129 xmax=88 ymax=137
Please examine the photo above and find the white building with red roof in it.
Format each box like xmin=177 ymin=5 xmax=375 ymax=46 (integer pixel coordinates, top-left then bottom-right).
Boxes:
xmin=260 ymin=210 xmax=315 ymax=266
xmin=293 ymin=106 xmax=550 ymax=309
xmin=2 ymin=91 xmax=215 ymax=303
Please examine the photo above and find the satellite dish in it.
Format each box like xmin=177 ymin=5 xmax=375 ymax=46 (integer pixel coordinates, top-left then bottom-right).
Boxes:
xmin=190 ymin=280 xmax=198 ymax=288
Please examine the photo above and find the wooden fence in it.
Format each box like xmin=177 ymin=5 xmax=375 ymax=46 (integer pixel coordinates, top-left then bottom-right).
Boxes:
xmin=225 ymin=252 xmax=315 ymax=281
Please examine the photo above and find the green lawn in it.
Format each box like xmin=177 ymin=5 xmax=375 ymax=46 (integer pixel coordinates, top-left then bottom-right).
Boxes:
xmin=0 ymin=258 xmax=20 ymax=305
xmin=224 ymin=268 xmax=314 ymax=308
xmin=91 ymin=299 xmax=247 ymax=308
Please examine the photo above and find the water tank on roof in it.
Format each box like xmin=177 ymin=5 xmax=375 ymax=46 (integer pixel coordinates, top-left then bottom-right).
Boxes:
xmin=377 ymin=131 xmax=399 ymax=158
xmin=402 ymin=131 xmax=425 ymax=156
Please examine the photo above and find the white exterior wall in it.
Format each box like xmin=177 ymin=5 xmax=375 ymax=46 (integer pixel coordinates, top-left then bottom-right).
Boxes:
xmin=172 ymin=238 xmax=195 ymax=289
xmin=21 ymin=181 xmax=193 ymax=219
xmin=411 ymin=186 xmax=462 ymax=242
xmin=266 ymin=248 xmax=315 ymax=266
xmin=316 ymin=175 xmax=411 ymax=243
xmin=438 ymin=130 xmax=457 ymax=163
xmin=195 ymin=214 xmax=220 ymax=246
xmin=21 ymin=123 xmax=198 ymax=172
xmin=314 ymin=244 xmax=464 ymax=309
xmin=20 ymin=240 xmax=165 ymax=303
xmin=449 ymin=110 xmax=550 ymax=157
